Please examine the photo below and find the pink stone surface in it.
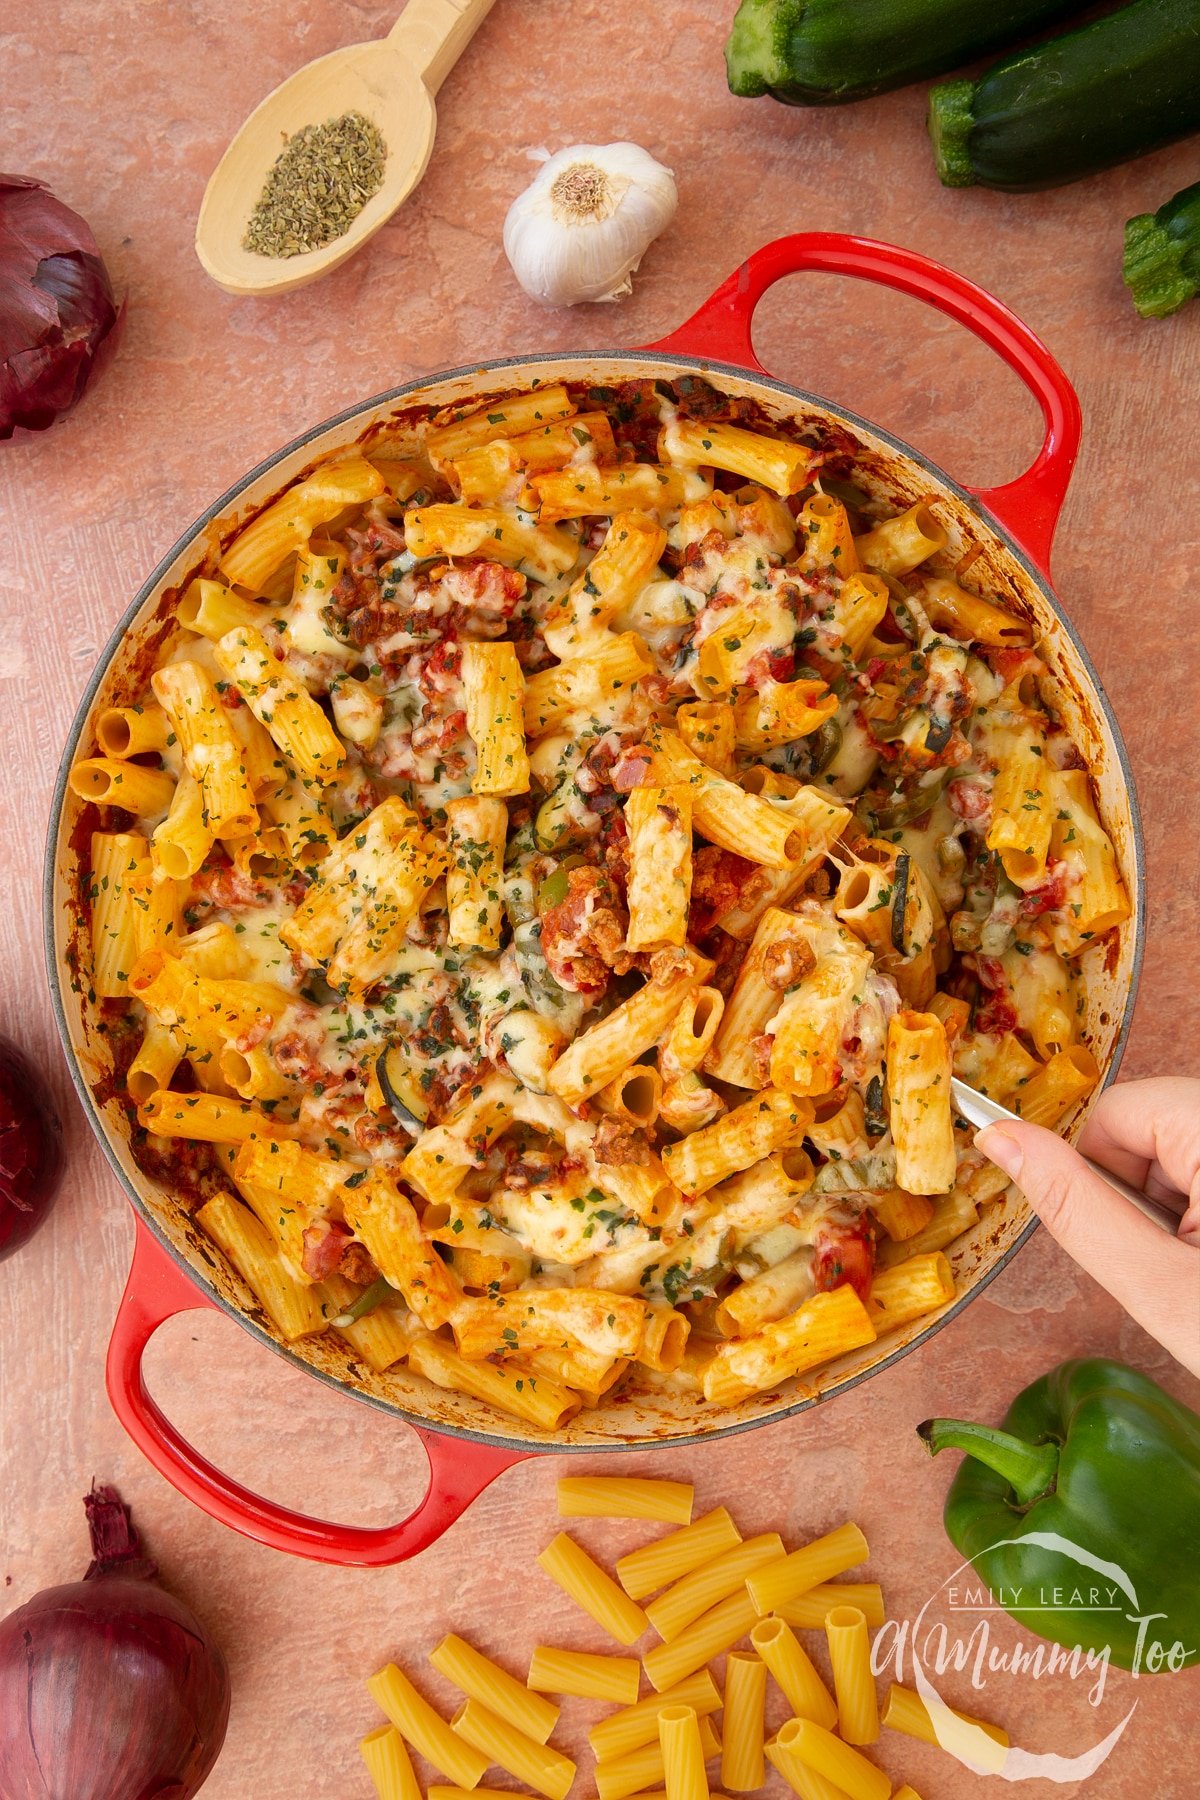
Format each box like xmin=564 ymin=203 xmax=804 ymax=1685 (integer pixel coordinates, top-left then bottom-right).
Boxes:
xmin=3 ymin=2 xmax=1199 ymax=1795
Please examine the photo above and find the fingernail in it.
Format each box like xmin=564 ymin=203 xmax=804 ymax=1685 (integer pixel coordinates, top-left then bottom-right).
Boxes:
xmin=976 ymin=1125 xmax=1023 ymax=1178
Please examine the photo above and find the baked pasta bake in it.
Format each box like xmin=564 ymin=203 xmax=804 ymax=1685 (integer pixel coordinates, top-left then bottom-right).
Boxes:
xmin=73 ymin=376 xmax=1130 ymax=1425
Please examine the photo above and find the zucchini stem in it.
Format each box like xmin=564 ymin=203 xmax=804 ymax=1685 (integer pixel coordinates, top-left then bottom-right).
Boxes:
xmin=928 ymin=79 xmax=978 ymax=188
xmin=1124 ymin=179 xmax=1200 ymax=319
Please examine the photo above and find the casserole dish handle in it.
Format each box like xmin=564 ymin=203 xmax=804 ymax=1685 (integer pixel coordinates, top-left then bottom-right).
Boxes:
xmin=107 ymin=1219 xmax=527 ymax=1565
xmin=646 ymin=232 xmax=1081 ymax=576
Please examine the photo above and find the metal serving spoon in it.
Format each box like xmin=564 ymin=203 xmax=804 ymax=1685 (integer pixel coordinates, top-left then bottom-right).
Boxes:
xmin=951 ymin=1075 xmax=1186 ymax=1235
xmin=195 ymin=0 xmax=496 ymax=297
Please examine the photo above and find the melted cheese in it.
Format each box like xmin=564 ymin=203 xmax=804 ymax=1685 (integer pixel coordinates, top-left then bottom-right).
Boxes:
xmin=493 ymin=1186 xmax=637 ymax=1268
xmin=818 ymin=708 xmax=881 ymax=800
xmin=215 ymin=902 xmax=300 ymax=991
xmin=113 ymin=388 xmax=1118 ymax=1399
xmin=1001 ymin=943 xmax=1078 ymax=1054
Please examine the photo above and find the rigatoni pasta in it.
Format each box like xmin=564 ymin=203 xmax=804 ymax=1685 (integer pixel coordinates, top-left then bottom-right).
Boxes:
xmin=658 ymin=1704 xmax=710 ymax=1800
xmin=365 ymin=1663 xmax=489 ymax=1788
xmin=588 ymin=1670 xmax=723 ymax=1761
xmin=430 ymin=1633 xmax=560 ymax=1743
xmin=77 ymin=374 xmax=1123 ymax=1427
xmin=444 ymin=795 xmax=506 ymax=949
xmin=765 ymin=1730 xmax=845 ymax=1800
xmin=406 ymin=1336 xmax=582 ymax=1432
xmin=528 ymin=1646 xmax=641 ymax=1705
xmin=642 ymin=1590 xmax=759 ymax=1693
xmin=886 ymin=1010 xmax=957 ymax=1196
xmin=615 ymin=1508 xmax=743 ymax=1602
xmin=824 ymin=1605 xmax=879 ymax=1745
xmin=360 ymin=1725 xmax=422 ymax=1800
xmin=450 ymin=1699 xmax=576 ymax=1800
xmin=771 ymin=1718 xmax=890 ymax=1800
xmin=645 ymin=1535 xmax=785 ymax=1642
xmin=625 ymin=786 xmax=694 ymax=951
xmin=151 ymin=660 xmax=256 ymax=838
xmin=776 ymin=1582 xmax=885 ymax=1631
xmin=354 ymin=1470 xmax=1015 ymax=1800
xmin=557 ymin=1476 xmax=694 ymax=1524
xmin=69 ymin=757 xmax=176 ymax=818
xmin=195 ymin=1190 xmax=324 ymax=1341
xmin=747 ymin=1522 xmax=870 ymax=1615
xmin=881 ymin=1683 xmax=1009 ymax=1760
xmin=537 ymin=1533 xmax=648 ymax=1646
xmin=462 ymin=642 xmax=531 ymax=796
xmin=720 ymin=1654 xmax=767 ymax=1793
xmin=212 ymin=624 xmax=346 ymax=787
xmin=592 ymin=1718 xmax=721 ymax=1800
xmin=748 ymin=1616 xmax=837 ymax=1731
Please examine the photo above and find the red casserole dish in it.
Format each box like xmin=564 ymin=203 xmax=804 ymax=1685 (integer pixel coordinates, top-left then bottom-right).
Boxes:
xmin=45 ymin=233 xmax=1143 ymax=1564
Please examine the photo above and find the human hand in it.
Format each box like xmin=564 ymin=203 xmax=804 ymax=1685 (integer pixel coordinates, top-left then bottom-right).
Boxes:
xmin=976 ymin=1076 xmax=1200 ymax=1377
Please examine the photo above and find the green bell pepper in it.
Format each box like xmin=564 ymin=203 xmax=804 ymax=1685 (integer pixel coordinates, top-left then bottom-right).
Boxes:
xmin=919 ymin=1359 xmax=1200 ymax=1672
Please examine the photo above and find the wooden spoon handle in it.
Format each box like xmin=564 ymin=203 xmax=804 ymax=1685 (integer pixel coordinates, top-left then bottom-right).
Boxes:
xmin=388 ymin=0 xmax=496 ymax=93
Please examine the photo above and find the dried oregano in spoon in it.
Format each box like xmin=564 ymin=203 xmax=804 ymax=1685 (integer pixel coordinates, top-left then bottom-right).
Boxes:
xmin=243 ymin=111 xmax=387 ymax=258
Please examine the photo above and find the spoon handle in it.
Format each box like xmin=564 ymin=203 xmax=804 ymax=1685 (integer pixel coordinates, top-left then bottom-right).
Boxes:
xmin=389 ymin=0 xmax=497 ymax=93
xmin=950 ymin=1076 xmax=1185 ymax=1235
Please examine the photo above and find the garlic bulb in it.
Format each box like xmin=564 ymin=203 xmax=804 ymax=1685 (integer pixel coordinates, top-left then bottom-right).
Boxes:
xmin=503 ymin=143 xmax=678 ymax=308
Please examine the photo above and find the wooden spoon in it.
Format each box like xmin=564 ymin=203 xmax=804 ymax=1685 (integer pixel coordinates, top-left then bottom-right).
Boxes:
xmin=195 ymin=0 xmax=496 ymax=297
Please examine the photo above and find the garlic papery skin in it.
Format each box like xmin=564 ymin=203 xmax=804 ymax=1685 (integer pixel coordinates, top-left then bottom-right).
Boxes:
xmin=503 ymin=143 xmax=678 ymax=308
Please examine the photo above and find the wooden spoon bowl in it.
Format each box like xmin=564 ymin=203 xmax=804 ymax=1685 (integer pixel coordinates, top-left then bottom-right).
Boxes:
xmin=195 ymin=0 xmax=494 ymax=297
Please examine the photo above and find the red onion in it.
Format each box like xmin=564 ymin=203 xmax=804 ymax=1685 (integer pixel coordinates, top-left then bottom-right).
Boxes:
xmin=0 ymin=1485 xmax=230 ymax=1800
xmin=0 ymin=1036 xmax=64 ymax=1261
xmin=0 ymin=174 xmax=124 ymax=440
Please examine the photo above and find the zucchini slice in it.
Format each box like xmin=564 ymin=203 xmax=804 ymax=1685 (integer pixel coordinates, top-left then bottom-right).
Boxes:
xmin=375 ymin=1042 xmax=428 ymax=1134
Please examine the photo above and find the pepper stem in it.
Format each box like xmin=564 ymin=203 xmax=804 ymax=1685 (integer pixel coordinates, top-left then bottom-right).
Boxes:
xmin=917 ymin=1417 xmax=1059 ymax=1507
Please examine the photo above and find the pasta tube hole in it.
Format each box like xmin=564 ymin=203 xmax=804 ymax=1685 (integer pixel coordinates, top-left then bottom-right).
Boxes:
xmin=911 ymin=504 xmax=943 ymax=548
xmin=621 ymin=1071 xmax=662 ymax=1125
xmin=69 ymin=763 xmax=118 ymax=800
xmin=779 ymin=1148 xmax=814 ymax=1184
xmin=220 ymin=1049 xmax=254 ymax=1091
xmin=648 ymin=1311 xmax=690 ymax=1371
xmin=127 ymin=1066 xmax=162 ymax=1107
xmin=805 ymin=495 xmax=842 ymax=523
xmin=96 ymin=710 xmax=135 ymax=755
xmin=689 ymin=992 xmax=720 ymax=1040
xmin=153 ymin=841 xmax=192 ymax=881
xmin=810 ymin=1093 xmax=846 ymax=1124
xmin=128 ymin=951 xmax=166 ymax=996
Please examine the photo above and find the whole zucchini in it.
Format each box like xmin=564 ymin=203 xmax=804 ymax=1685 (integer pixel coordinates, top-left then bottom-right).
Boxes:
xmin=930 ymin=0 xmax=1200 ymax=191
xmin=725 ymin=0 xmax=1087 ymax=105
xmin=1124 ymin=178 xmax=1200 ymax=315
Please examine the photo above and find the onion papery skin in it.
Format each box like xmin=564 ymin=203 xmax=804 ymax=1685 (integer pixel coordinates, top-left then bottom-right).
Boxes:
xmin=0 ymin=1037 xmax=64 ymax=1261
xmin=0 ymin=174 xmax=125 ymax=440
